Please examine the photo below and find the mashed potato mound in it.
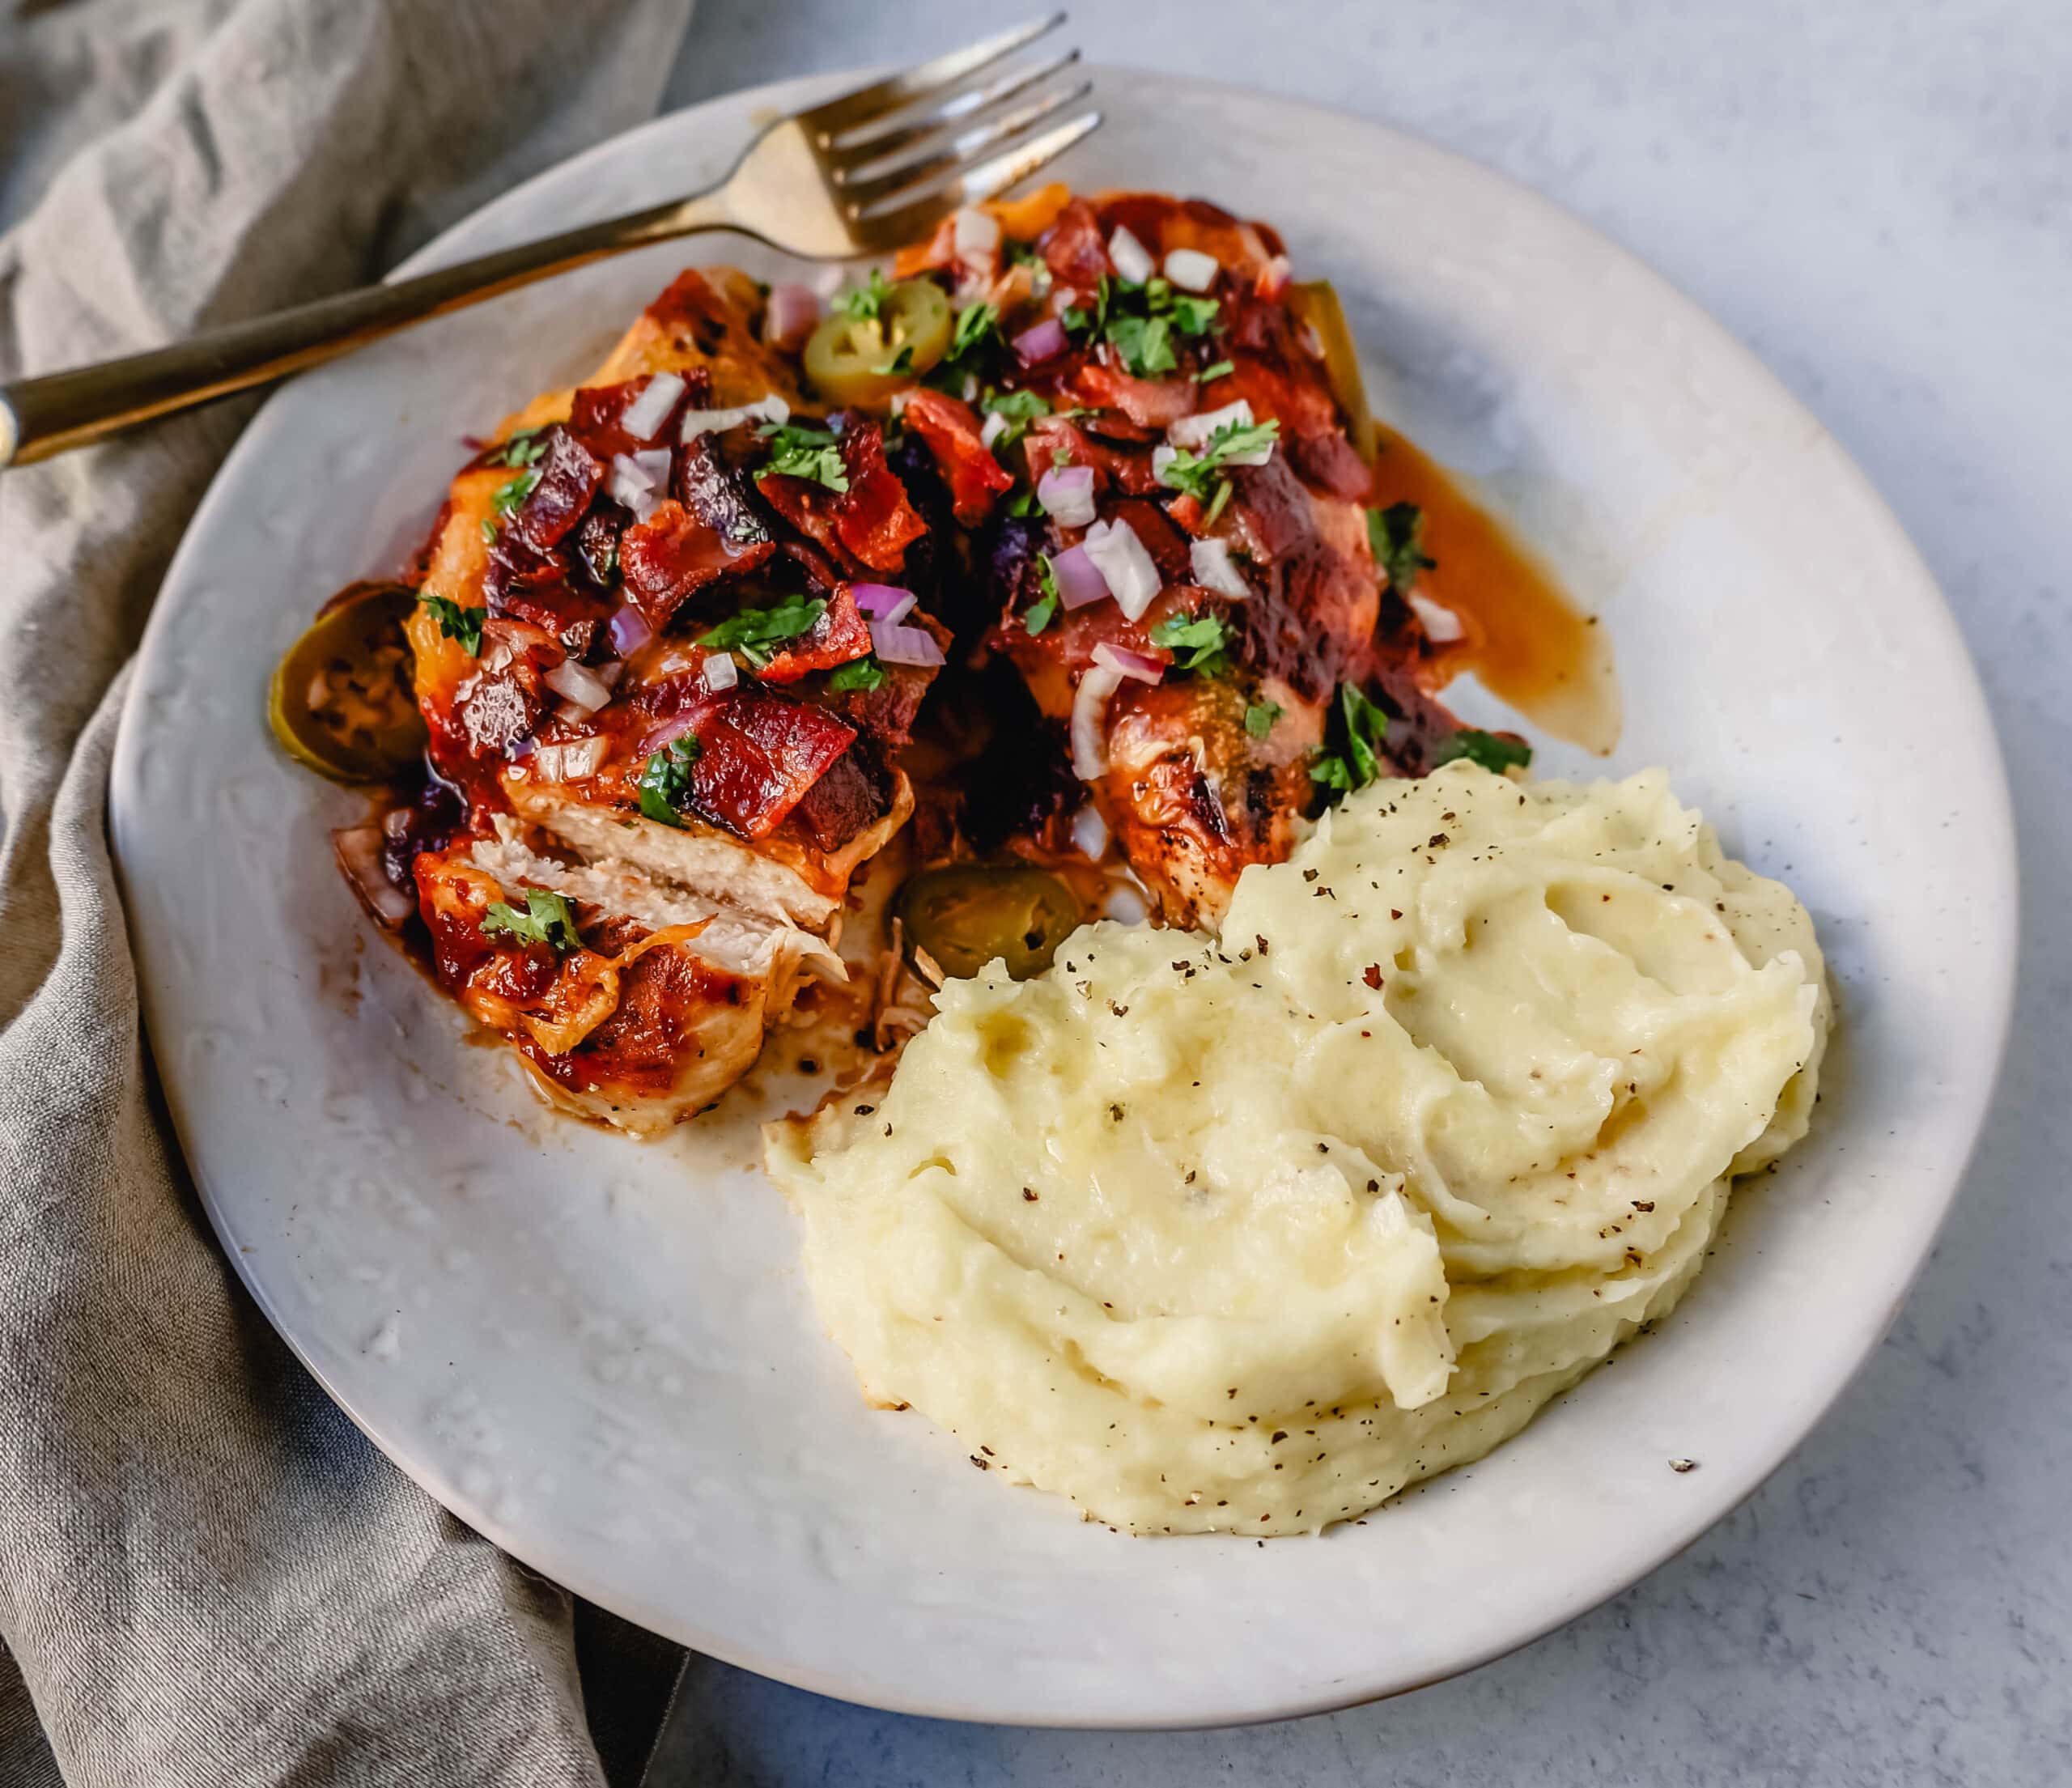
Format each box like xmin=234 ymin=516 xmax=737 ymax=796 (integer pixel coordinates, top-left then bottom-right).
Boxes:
xmin=766 ymin=766 xmax=1830 ymax=1535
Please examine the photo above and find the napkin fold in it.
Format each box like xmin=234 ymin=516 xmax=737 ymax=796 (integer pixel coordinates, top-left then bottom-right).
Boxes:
xmin=0 ymin=2 xmax=698 ymax=1782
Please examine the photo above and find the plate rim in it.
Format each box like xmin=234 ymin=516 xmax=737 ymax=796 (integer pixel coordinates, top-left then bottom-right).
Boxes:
xmin=110 ymin=63 xmax=2021 ymax=1729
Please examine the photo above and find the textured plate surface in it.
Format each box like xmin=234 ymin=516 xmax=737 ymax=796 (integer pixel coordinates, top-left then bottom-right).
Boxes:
xmin=111 ymin=68 xmax=2017 ymax=1726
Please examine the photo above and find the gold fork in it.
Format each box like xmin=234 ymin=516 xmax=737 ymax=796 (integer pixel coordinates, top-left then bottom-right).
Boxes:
xmin=0 ymin=14 xmax=1098 ymax=469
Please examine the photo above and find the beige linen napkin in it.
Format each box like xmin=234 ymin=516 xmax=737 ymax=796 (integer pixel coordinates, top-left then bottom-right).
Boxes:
xmin=0 ymin=2 xmax=699 ymax=1782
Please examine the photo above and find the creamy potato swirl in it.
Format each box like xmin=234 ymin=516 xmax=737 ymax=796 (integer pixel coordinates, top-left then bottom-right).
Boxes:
xmin=767 ymin=767 xmax=1829 ymax=1535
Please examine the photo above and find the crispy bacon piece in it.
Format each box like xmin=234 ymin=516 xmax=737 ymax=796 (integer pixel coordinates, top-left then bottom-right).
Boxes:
xmin=508 ymin=431 xmax=605 ymax=553
xmin=1019 ymin=414 xmax=1161 ymax=498
xmin=1064 ymin=362 xmax=1197 ymax=431
xmin=621 ymin=496 xmax=775 ymax=630
xmin=789 ymin=745 xmax=891 ymax=852
xmin=1039 ymin=198 xmax=1111 ymax=289
xmin=833 ymin=422 xmax=928 ymax=569
xmin=753 ymin=585 xmax=873 ymax=685
xmin=758 ymin=423 xmax=925 ymax=575
xmin=566 ymin=369 xmax=701 ymax=463
xmin=674 ymin=686 xmax=860 ymax=841
xmin=482 ymin=526 xmax=616 ymax=651
xmin=901 ymin=389 xmax=1013 ymax=523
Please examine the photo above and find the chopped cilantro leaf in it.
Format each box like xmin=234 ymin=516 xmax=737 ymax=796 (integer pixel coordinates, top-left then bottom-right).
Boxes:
xmin=828 ymin=655 xmax=887 ymax=693
xmin=1107 ymin=312 xmax=1176 ymax=378
xmin=478 ymin=516 xmax=499 ymax=545
xmin=1309 ymin=682 xmax=1395 ymax=795
xmin=1008 ymin=486 xmax=1043 ymax=517
xmin=1244 ymin=699 xmax=1283 ymax=739
xmin=1368 ymin=501 xmax=1437 ymax=594
xmin=980 ymin=386 xmax=1052 ymax=450
xmin=1081 ymin=276 xmax=1221 ymax=373
xmin=418 ymin=593 xmax=485 ymax=655
xmin=637 ymin=736 xmax=702 ymax=828
xmin=1025 ymin=554 xmax=1064 ymax=635
xmin=1432 ymin=728 xmax=1532 ymax=774
xmin=491 ymin=467 xmax=541 ymax=518
xmin=920 ymin=301 xmax=1004 ymax=394
xmin=1149 ymin=611 xmax=1231 ymax=674
xmin=1310 ymin=753 xmax=1356 ymax=792
xmin=1157 ymin=416 xmax=1281 ymax=501
xmin=758 ymin=421 xmax=848 ymax=491
xmin=950 ymin=301 xmax=998 ymax=359
xmin=1203 ymin=478 xmax=1235 ymax=528
xmin=837 ymin=270 xmax=890 ymax=321
xmin=482 ymin=886 xmax=580 ymax=952
xmin=694 ymin=592 xmax=827 ymax=668
xmin=875 ymin=344 xmax=916 ymax=377
xmin=482 ymin=427 xmax=549 ymax=469
xmin=1195 ymin=358 xmax=1235 ymax=384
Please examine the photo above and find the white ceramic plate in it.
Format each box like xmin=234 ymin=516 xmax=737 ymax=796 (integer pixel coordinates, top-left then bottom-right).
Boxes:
xmin=112 ymin=69 xmax=2017 ymax=1727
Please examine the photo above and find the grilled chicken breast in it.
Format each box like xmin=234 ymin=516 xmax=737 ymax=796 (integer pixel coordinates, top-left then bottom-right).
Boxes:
xmin=902 ymin=191 xmax=1505 ymax=927
xmin=396 ymin=269 xmax=948 ymax=1131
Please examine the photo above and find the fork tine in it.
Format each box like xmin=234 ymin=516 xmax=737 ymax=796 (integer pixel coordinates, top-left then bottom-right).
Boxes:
xmin=835 ymin=78 xmax=1095 ymax=210
xmin=851 ymin=109 xmax=1102 ymax=244
xmin=828 ymin=47 xmax=1081 ymax=158
xmin=800 ymin=13 xmax=1066 ymax=141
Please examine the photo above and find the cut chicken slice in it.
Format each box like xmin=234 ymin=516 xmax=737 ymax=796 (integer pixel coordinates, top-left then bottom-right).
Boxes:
xmin=414 ymin=827 xmax=842 ymax=1135
xmin=504 ymin=771 xmax=915 ymax=932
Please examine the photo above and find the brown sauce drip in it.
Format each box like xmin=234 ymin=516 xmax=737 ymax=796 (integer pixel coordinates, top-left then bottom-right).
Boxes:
xmin=1371 ymin=425 xmax=1621 ymax=754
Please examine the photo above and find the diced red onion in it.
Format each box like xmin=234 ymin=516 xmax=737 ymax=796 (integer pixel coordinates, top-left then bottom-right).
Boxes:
xmin=1081 ymin=517 xmax=1162 ymax=622
xmin=953 ymin=207 xmax=1001 ymax=256
xmin=1050 ymin=544 xmax=1109 ymax=610
xmin=621 ymin=372 xmax=686 ymax=441
xmin=332 ymin=826 xmax=416 ymax=929
xmin=543 ymin=659 xmax=613 ymax=713
xmin=1168 ymin=399 xmax=1257 ymax=451
xmin=1409 ymin=591 xmax=1466 ymax=643
xmin=702 ymin=652 xmax=739 ymax=692
xmin=1256 ymin=253 xmax=1292 ymax=299
xmin=1013 ymin=316 xmax=1068 ymax=365
xmin=1069 ymin=663 xmax=1124 ymax=780
xmin=1163 ymin=247 xmax=1220 ymax=292
xmin=764 ymin=284 xmax=821 ymax=352
xmin=607 ymin=604 xmax=653 ymax=656
xmin=381 ymin=806 xmax=413 ymax=841
xmin=636 ymin=709 xmax=703 ymax=756
xmin=679 ymin=393 xmax=790 ymax=443
xmin=607 ymin=449 xmax=671 ymax=520
xmin=1037 ymin=462 xmax=1096 ymax=527
xmin=1102 ymin=882 xmax=1149 ymax=924
xmin=1093 ymin=642 xmax=1166 ymax=684
xmin=851 ymin=583 xmax=917 ymax=622
xmin=1070 ymin=804 xmax=1110 ymax=860
xmin=1151 ymin=444 xmax=1178 ymax=488
xmin=868 ymin=620 xmax=945 ymax=668
xmin=596 ymin=659 xmax=625 ymax=689
xmin=533 ymin=735 xmax=609 ymax=784
xmin=1107 ymin=225 xmax=1156 ymax=285
xmin=1189 ymin=537 xmax=1251 ymax=601
xmin=979 ymin=410 xmax=1008 ymax=449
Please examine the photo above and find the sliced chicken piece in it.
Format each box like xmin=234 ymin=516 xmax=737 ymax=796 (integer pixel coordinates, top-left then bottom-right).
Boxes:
xmin=417 ymin=824 xmax=841 ymax=1133
xmin=505 ymin=771 xmax=915 ymax=932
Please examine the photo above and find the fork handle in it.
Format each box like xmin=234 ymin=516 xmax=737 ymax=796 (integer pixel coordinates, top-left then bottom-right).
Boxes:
xmin=0 ymin=188 xmax=743 ymax=469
